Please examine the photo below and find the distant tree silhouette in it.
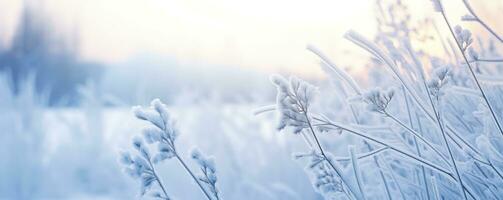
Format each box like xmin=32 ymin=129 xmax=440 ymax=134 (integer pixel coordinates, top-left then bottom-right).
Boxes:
xmin=0 ymin=2 xmax=102 ymax=105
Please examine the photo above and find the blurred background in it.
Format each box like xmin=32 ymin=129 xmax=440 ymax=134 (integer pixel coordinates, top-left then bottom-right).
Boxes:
xmin=0 ymin=0 xmax=501 ymax=199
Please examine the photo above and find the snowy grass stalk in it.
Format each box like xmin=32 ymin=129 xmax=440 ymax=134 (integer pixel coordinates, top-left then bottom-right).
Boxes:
xmin=460 ymin=0 xmax=503 ymax=43
xmin=173 ymin=153 xmax=214 ymax=200
xmin=120 ymin=99 xmax=217 ymax=200
xmin=262 ymin=1 xmax=503 ymax=198
xmin=148 ymin=157 xmax=170 ymax=199
xmin=407 ymin=32 xmax=498 ymax=198
xmin=404 ymin=88 xmax=431 ymax=200
xmin=306 ymin=45 xmax=362 ymax=95
xmin=334 ymin=147 xmax=388 ymax=162
xmin=433 ymin=2 xmax=503 ymax=197
xmin=311 ymin=116 xmax=454 ymax=179
xmin=383 ymin=110 xmax=451 ymax=165
xmin=346 ymin=30 xmax=439 ymax=128
xmin=468 ymin=58 xmax=503 ymax=63
xmin=348 ymin=146 xmax=367 ymax=200
xmin=378 ymin=155 xmax=406 ymax=200
xmin=359 ymin=86 xmax=451 ymax=166
xmin=191 ymin=149 xmax=221 ymax=200
xmin=436 ymin=0 xmax=503 ymax=139
xmin=351 ymin=30 xmax=483 ymax=164
xmin=424 ymin=52 xmax=469 ymax=199
xmin=430 ymin=97 xmax=468 ymax=200
xmin=271 ymin=75 xmax=360 ymax=199
xmin=305 ymin=109 xmax=360 ymax=200
xmin=405 ymin=37 xmax=486 ymax=163
xmin=337 ymin=74 xmax=394 ymax=200
xmin=430 ymin=176 xmax=441 ymax=200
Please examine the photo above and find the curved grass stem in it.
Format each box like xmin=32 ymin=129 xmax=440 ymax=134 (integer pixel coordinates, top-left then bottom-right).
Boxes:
xmin=174 ymin=153 xmax=213 ymax=200
xmin=303 ymin=112 xmax=360 ymax=200
xmin=384 ymin=111 xmax=451 ymax=166
xmin=147 ymin=159 xmax=170 ymax=199
xmin=312 ymin=116 xmax=454 ymax=179
xmin=439 ymin=3 xmax=503 ymax=139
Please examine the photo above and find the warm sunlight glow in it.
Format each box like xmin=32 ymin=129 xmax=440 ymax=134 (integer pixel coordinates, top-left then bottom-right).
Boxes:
xmin=0 ymin=0 xmax=501 ymax=77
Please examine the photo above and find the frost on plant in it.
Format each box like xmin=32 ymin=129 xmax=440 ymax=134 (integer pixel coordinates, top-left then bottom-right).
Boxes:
xmin=120 ymin=99 xmax=221 ymax=200
xmin=271 ymin=75 xmax=317 ymax=134
xmin=294 ymin=151 xmax=344 ymax=199
xmin=454 ymin=25 xmax=473 ymax=51
xmin=360 ymin=87 xmax=395 ymax=114
xmin=427 ymin=66 xmax=452 ymax=98
xmin=191 ymin=148 xmax=221 ymax=200
xmin=119 ymin=139 xmax=169 ymax=198
xmin=264 ymin=1 xmax=503 ymax=199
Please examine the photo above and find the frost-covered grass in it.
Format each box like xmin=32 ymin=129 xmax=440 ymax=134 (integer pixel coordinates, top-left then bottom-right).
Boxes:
xmin=121 ymin=99 xmax=222 ymax=200
xmin=261 ymin=0 xmax=503 ymax=199
xmin=1 ymin=97 xmax=318 ymax=199
xmin=118 ymin=101 xmax=319 ymax=199
xmin=2 ymin=0 xmax=503 ymax=199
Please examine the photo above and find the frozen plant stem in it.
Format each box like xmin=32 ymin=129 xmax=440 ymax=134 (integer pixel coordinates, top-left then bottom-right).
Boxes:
xmin=461 ymin=0 xmax=503 ymax=43
xmin=404 ymin=91 xmax=430 ymax=200
xmin=125 ymin=99 xmax=218 ymax=200
xmin=349 ymin=146 xmax=367 ymax=200
xmin=312 ymin=116 xmax=454 ymax=178
xmin=430 ymin=99 xmax=468 ymax=200
xmin=413 ymin=46 xmax=467 ymax=199
xmin=147 ymin=158 xmax=169 ymax=199
xmin=347 ymin=88 xmax=394 ymax=199
xmin=303 ymin=111 xmax=359 ymax=200
xmin=271 ymin=75 xmax=359 ymax=199
xmin=438 ymin=4 xmax=503 ymax=139
xmin=173 ymin=152 xmax=213 ymax=200
xmin=469 ymin=58 xmax=503 ymax=63
xmin=350 ymin=30 xmax=486 ymax=167
xmin=383 ymin=111 xmax=451 ymax=166
xmin=154 ymin=104 xmax=212 ymax=200
xmin=408 ymin=38 xmax=500 ymax=185
xmin=319 ymin=117 xmax=474 ymax=198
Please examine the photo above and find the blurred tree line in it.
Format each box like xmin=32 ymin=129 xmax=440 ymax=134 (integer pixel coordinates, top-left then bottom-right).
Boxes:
xmin=0 ymin=3 xmax=102 ymax=105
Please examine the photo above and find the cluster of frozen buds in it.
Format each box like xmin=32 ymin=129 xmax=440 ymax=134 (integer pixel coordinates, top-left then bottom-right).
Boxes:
xmin=119 ymin=138 xmax=171 ymax=199
xmin=133 ymin=99 xmax=179 ymax=163
xmin=271 ymin=75 xmax=317 ymax=134
xmin=191 ymin=149 xmax=221 ymax=200
xmin=295 ymin=151 xmax=344 ymax=198
xmin=119 ymin=99 xmax=177 ymax=199
xmin=454 ymin=25 xmax=473 ymax=51
xmin=427 ymin=66 xmax=451 ymax=98
xmin=120 ymin=98 xmax=222 ymax=200
xmin=361 ymin=87 xmax=395 ymax=114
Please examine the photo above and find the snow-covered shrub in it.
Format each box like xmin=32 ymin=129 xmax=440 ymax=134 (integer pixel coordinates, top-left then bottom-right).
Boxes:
xmin=120 ymin=99 xmax=221 ymax=200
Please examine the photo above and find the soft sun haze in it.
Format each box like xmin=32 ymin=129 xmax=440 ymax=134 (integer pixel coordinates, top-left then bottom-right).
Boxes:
xmin=0 ymin=0 xmax=501 ymax=78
